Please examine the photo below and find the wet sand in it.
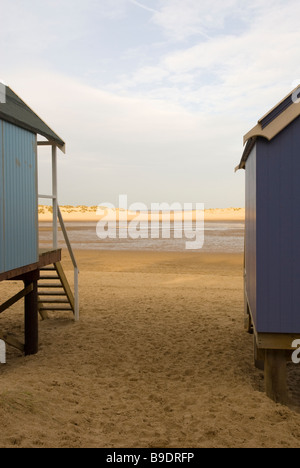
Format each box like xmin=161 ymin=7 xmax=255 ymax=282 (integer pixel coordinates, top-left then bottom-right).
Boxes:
xmin=0 ymin=250 xmax=300 ymax=448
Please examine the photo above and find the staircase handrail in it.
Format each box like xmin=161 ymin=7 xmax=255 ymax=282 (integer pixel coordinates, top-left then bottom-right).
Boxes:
xmin=57 ymin=206 xmax=79 ymax=321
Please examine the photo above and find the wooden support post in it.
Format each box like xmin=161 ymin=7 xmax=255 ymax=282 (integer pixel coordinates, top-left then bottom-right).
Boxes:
xmin=254 ymin=336 xmax=265 ymax=371
xmin=24 ymin=271 xmax=39 ymax=356
xmin=38 ymin=304 xmax=49 ymax=321
xmin=265 ymin=349 xmax=288 ymax=405
xmin=0 ymin=334 xmax=24 ymax=353
xmin=0 ymin=284 xmax=33 ymax=314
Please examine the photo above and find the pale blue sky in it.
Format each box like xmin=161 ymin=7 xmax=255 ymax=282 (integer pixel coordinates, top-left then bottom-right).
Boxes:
xmin=1 ymin=0 xmax=300 ymax=207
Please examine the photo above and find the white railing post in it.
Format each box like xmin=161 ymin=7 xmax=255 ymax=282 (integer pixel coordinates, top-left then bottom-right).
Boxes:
xmin=38 ymin=143 xmax=79 ymax=321
xmin=74 ymin=268 xmax=79 ymax=322
xmin=52 ymin=145 xmax=58 ymax=249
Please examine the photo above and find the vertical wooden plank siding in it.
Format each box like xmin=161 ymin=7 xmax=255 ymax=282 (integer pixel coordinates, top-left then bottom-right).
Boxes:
xmin=245 ymin=145 xmax=257 ymax=327
xmin=0 ymin=120 xmax=38 ymax=273
xmin=256 ymin=115 xmax=300 ymax=333
xmin=0 ymin=122 xmax=4 ymax=273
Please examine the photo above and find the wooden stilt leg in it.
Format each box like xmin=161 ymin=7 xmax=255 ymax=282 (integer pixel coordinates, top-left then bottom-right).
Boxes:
xmin=24 ymin=272 xmax=39 ymax=356
xmin=265 ymin=349 xmax=288 ymax=405
xmin=254 ymin=336 xmax=265 ymax=371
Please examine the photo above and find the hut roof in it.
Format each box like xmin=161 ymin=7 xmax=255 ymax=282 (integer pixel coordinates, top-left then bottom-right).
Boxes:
xmin=237 ymin=85 xmax=300 ymax=170
xmin=0 ymin=85 xmax=65 ymax=153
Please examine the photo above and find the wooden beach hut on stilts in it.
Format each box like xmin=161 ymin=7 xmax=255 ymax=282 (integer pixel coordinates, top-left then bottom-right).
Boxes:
xmin=236 ymin=85 xmax=300 ymax=404
xmin=0 ymin=84 xmax=79 ymax=356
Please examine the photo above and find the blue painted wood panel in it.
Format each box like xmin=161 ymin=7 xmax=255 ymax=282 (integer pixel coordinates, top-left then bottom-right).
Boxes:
xmin=0 ymin=124 xmax=4 ymax=274
xmin=245 ymin=146 xmax=257 ymax=326
xmin=0 ymin=120 xmax=38 ymax=274
xmin=256 ymin=115 xmax=300 ymax=333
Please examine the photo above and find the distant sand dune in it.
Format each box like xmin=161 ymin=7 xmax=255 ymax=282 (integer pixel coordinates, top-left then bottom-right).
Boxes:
xmin=38 ymin=206 xmax=245 ymax=223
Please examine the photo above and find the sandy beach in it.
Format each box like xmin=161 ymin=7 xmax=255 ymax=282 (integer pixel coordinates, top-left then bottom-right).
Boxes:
xmin=1 ymin=249 xmax=300 ymax=448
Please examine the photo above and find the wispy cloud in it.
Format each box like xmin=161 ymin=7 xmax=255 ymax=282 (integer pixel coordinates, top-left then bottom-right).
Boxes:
xmin=6 ymin=67 xmax=245 ymax=206
xmin=2 ymin=0 xmax=300 ymax=206
xmin=152 ymin=0 xmax=237 ymax=41
xmin=129 ymin=0 xmax=159 ymax=14
xmin=105 ymin=0 xmax=300 ymax=121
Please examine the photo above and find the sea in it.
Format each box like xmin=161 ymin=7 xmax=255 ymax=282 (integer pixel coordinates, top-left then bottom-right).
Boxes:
xmin=39 ymin=220 xmax=244 ymax=253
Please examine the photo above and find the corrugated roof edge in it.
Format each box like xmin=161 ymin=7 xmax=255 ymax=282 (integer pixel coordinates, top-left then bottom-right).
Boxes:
xmin=0 ymin=86 xmax=66 ymax=153
xmin=236 ymin=85 xmax=300 ymax=170
xmin=235 ymin=137 xmax=256 ymax=172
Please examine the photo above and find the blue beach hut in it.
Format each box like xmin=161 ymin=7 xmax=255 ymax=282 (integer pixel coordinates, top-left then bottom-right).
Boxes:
xmin=237 ymin=85 xmax=300 ymax=403
xmin=0 ymin=85 xmax=78 ymax=355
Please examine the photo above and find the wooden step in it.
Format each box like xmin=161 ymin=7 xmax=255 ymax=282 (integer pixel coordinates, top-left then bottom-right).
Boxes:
xmin=38 ymin=261 xmax=75 ymax=317
xmin=39 ymin=275 xmax=59 ymax=281
xmin=39 ymin=276 xmax=60 ymax=286
xmin=38 ymin=283 xmax=64 ymax=289
xmin=38 ymin=291 xmax=66 ymax=296
xmin=54 ymin=262 xmax=75 ymax=312
xmin=38 ymin=298 xmax=69 ymax=304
